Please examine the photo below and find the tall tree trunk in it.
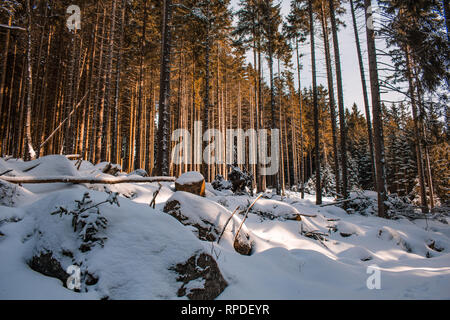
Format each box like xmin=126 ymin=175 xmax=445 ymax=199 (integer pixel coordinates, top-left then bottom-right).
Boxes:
xmin=82 ymin=2 xmax=100 ymax=161
xmin=295 ymin=39 xmax=305 ymax=199
xmin=309 ymin=0 xmax=322 ymax=205
xmin=95 ymin=8 xmax=108 ymax=163
xmin=328 ymin=0 xmax=348 ymax=200
xmin=135 ymin=0 xmax=147 ymax=170
xmin=201 ymin=2 xmax=211 ymax=180
xmin=112 ymin=0 xmax=126 ymax=165
xmin=277 ymin=59 xmax=285 ymax=195
xmin=4 ymin=44 xmax=17 ymax=156
xmin=156 ymin=0 xmax=173 ymax=176
xmin=350 ymin=0 xmax=376 ymax=189
xmin=64 ymin=28 xmax=77 ymax=155
xmin=0 ymin=16 xmax=12 ymax=156
xmin=24 ymin=0 xmax=35 ymax=160
xmin=102 ymin=0 xmax=118 ymax=162
xmin=404 ymin=48 xmax=429 ymax=213
xmin=364 ymin=0 xmax=388 ymax=218
xmin=417 ymin=89 xmax=435 ymax=209
xmin=267 ymin=10 xmax=279 ymax=194
xmin=320 ymin=2 xmax=341 ymax=196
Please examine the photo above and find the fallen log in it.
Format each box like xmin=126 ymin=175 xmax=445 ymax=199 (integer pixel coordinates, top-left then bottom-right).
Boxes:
xmin=65 ymin=154 xmax=82 ymax=160
xmin=0 ymin=175 xmax=176 ymax=185
xmin=298 ymin=213 xmax=317 ymax=218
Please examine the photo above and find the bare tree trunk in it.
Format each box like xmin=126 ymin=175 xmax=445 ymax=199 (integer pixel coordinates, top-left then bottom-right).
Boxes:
xmin=24 ymin=0 xmax=35 ymax=160
xmin=0 ymin=16 xmax=12 ymax=156
xmin=328 ymin=0 xmax=348 ymax=200
xmin=82 ymin=2 xmax=100 ymax=161
xmin=350 ymin=0 xmax=376 ymax=188
xmin=277 ymin=59 xmax=285 ymax=195
xmin=320 ymin=2 xmax=341 ymax=196
xmin=201 ymin=2 xmax=211 ymax=180
xmin=111 ymin=0 xmax=126 ymax=165
xmin=403 ymin=48 xmax=429 ymax=213
xmin=364 ymin=0 xmax=388 ymax=218
xmin=156 ymin=0 xmax=173 ymax=176
xmin=295 ymin=39 xmax=305 ymax=199
xmin=135 ymin=0 xmax=147 ymax=170
xmin=4 ymin=44 xmax=17 ymax=156
xmin=95 ymin=8 xmax=108 ymax=163
xmin=309 ymin=0 xmax=322 ymax=205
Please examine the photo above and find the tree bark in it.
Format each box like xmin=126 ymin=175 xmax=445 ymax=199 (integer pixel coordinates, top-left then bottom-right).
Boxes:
xmin=350 ymin=0 xmax=376 ymax=188
xmin=309 ymin=0 xmax=322 ymax=205
xmin=0 ymin=16 xmax=12 ymax=156
xmin=364 ymin=0 xmax=388 ymax=218
xmin=328 ymin=0 xmax=348 ymax=200
xmin=24 ymin=0 xmax=35 ymax=160
xmin=156 ymin=0 xmax=173 ymax=176
xmin=320 ymin=2 xmax=341 ymax=196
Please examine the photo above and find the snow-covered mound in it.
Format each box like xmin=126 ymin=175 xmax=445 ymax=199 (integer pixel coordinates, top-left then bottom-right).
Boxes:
xmin=0 ymin=188 xmax=227 ymax=299
xmin=164 ymin=191 xmax=253 ymax=255
xmin=1 ymin=155 xmax=450 ymax=300
xmin=212 ymin=195 xmax=300 ymax=221
xmin=2 ymin=155 xmax=79 ymax=178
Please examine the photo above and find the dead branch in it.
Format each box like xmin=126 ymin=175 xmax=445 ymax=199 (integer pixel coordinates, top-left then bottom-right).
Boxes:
xmin=233 ymin=194 xmax=263 ymax=244
xmin=217 ymin=206 xmax=241 ymax=244
xmin=39 ymin=92 xmax=89 ymax=151
xmin=0 ymin=24 xmax=26 ymax=31
xmin=22 ymin=163 xmax=41 ymax=173
xmin=149 ymin=182 xmax=162 ymax=209
xmin=0 ymin=170 xmax=13 ymax=177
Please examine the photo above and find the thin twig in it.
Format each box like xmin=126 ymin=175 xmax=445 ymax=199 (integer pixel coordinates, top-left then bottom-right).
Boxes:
xmin=22 ymin=163 xmax=41 ymax=173
xmin=233 ymin=194 xmax=263 ymax=243
xmin=0 ymin=170 xmax=13 ymax=177
xmin=39 ymin=91 xmax=89 ymax=151
xmin=217 ymin=206 xmax=240 ymax=244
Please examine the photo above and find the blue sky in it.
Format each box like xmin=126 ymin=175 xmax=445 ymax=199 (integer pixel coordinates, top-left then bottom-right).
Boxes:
xmin=229 ymin=0 xmax=404 ymax=113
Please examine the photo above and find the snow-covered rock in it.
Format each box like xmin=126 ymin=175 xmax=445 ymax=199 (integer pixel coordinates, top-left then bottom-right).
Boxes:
xmin=164 ymin=191 xmax=253 ymax=255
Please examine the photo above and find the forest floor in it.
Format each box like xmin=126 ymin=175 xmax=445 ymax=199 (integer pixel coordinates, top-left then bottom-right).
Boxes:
xmin=0 ymin=155 xmax=449 ymax=299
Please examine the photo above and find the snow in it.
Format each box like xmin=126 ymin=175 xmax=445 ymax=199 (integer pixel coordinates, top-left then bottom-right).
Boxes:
xmin=165 ymin=191 xmax=251 ymax=250
xmin=176 ymin=171 xmax=204 ymax=185
xmin=1 ymin=156 xmax=450 ymax=299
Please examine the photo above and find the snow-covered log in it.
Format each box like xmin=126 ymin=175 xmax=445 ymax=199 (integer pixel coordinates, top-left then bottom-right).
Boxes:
xmin=0 ymin=176 xmax=176 ymax=185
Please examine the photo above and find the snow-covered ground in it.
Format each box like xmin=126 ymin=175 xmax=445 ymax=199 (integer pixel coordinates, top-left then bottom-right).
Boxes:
xmin=1 ymin=156 xmax=449 ymax=300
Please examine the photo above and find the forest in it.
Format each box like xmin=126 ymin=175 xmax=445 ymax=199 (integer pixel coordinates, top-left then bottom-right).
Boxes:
xmin=0 ymin=0 xmax=449 ymax=214
xmin=0 ymin=0 xmax=449 ymax=301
